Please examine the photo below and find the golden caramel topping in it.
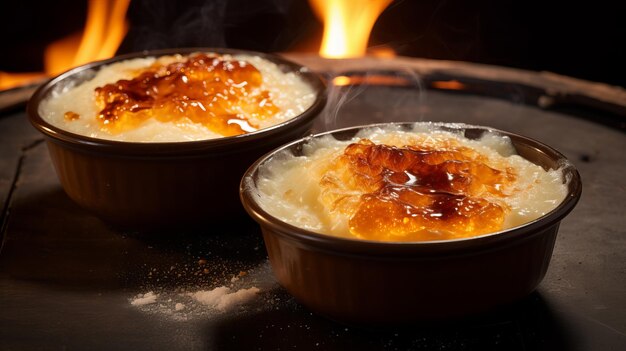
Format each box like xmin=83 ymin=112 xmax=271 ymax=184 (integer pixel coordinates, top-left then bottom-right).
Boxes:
xmin=93 ymin=54 xmax=279 ymax=136
xmin=319 ymin=139 xmax=517 ymax=241
xmin=64 ymin=111 xmax=80 ymax=121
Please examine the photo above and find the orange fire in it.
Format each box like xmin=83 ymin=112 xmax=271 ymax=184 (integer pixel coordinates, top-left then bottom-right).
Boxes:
xmin=332 ymin=74 xmax=413 ymax=87
xmin=310 ymin=0 xmax=392 ymax=58
xmin=430 ymin=80 xmax=466 ymax=90
xmin=0 ymin=0 xmax=130 ymax=90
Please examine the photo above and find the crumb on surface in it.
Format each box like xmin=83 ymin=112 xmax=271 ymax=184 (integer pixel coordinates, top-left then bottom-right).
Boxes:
xmin=189 ymin=286 xmax=260 ymax=311
xmin=130 ymin=291 xmax=158 ymax=306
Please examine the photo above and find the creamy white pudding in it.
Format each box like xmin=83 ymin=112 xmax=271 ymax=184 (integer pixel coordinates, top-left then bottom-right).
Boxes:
xmin=252 ymin=123 xmax=569 ymax=242
xmin=40 ymin=53 xmax=316 ymax=142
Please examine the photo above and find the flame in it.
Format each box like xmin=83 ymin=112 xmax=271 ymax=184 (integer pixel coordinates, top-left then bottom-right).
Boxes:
xmin=0 ymin=72 xmax=47 ymax=90
xmin=0 ymin=0 xmax=130 ymax=90
xmin=368 ymin=45 xmax=396 ymax=58
xmin=332 ymin=74 xmax=414 ymax=87
xmin=310 ymin=0 xmax=392 ymax=58
xmin=431 ymin=80 xmax=466 ymax=90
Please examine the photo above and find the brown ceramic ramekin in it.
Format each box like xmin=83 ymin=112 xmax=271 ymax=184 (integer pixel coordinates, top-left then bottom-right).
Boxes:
xmin=240 ymin=123 xmax=582 ymax=324
xmin=27 ymin=48 xmax=326 ymax=230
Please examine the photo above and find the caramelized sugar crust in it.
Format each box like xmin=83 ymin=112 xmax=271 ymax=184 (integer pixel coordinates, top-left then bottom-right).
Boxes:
xmin=319 ymin=139 xmax=517 ymax=241
xmin=85 ymin=54 xmax=279 ymax=136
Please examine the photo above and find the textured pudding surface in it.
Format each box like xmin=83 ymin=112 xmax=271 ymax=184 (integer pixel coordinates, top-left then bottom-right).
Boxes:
xmin=253 ymin=124 xmax=569 ymax=242
xmin=40 ymin=53 xmax=316 ymax=142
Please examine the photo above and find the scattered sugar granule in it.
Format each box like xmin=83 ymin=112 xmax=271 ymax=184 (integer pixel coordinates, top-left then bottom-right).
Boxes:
xmin=190 ymin=286 xmax=231 ymax=306
xmin=130 ymin=291 xmax=158 ymax=306
xmin=190 ymin=286 xmax=260 ymax=311
xmin=216 ymin=287 xmax=260 ymax=311
xmin=174 ymin=303 xmax=185 ymax=311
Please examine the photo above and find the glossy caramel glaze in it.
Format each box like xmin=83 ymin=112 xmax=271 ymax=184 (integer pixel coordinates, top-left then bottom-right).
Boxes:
xmin=319 ymin=139 xmax=517 ymax=241
xmin=93 ymin=54 xmax=279 ymax=136
xmin=64 ymin=111 xmax=80 ymax=121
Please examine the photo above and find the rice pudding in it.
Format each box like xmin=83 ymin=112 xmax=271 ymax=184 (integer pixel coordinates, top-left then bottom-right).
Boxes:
xmin=253 ymin=123 xmax=569 ymax=242
xmin=39 ymin=53 xmax=316 ymax=142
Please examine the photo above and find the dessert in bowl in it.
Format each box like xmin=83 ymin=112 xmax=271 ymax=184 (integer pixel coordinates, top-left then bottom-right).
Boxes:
xmin=28 ymin=48 xmax=326 ymax=229
xmin=240 ymin=122 xmax=581 ymax=323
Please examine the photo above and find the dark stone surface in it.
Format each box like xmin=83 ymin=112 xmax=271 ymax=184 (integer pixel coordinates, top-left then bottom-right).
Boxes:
xmin=1 ymin=86 xmax=624 ymax=350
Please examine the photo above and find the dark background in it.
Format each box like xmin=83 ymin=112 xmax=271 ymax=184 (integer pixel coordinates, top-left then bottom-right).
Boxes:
xmin=1 ymin=0 xmax=625 ymax=87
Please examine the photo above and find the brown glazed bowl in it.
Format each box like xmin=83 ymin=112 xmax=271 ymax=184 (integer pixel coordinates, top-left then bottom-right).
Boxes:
xmin=240 ymin=123 xmax=582 ymax=324
xmin=27 ymin=48 xmax=326 ymax=230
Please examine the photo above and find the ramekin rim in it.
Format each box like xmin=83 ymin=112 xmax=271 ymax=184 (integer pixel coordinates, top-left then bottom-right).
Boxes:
xmin=240 ymin=121 xmax=582 ymax=255
xmin=27 ymin=47 xmax=327 ymax=155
